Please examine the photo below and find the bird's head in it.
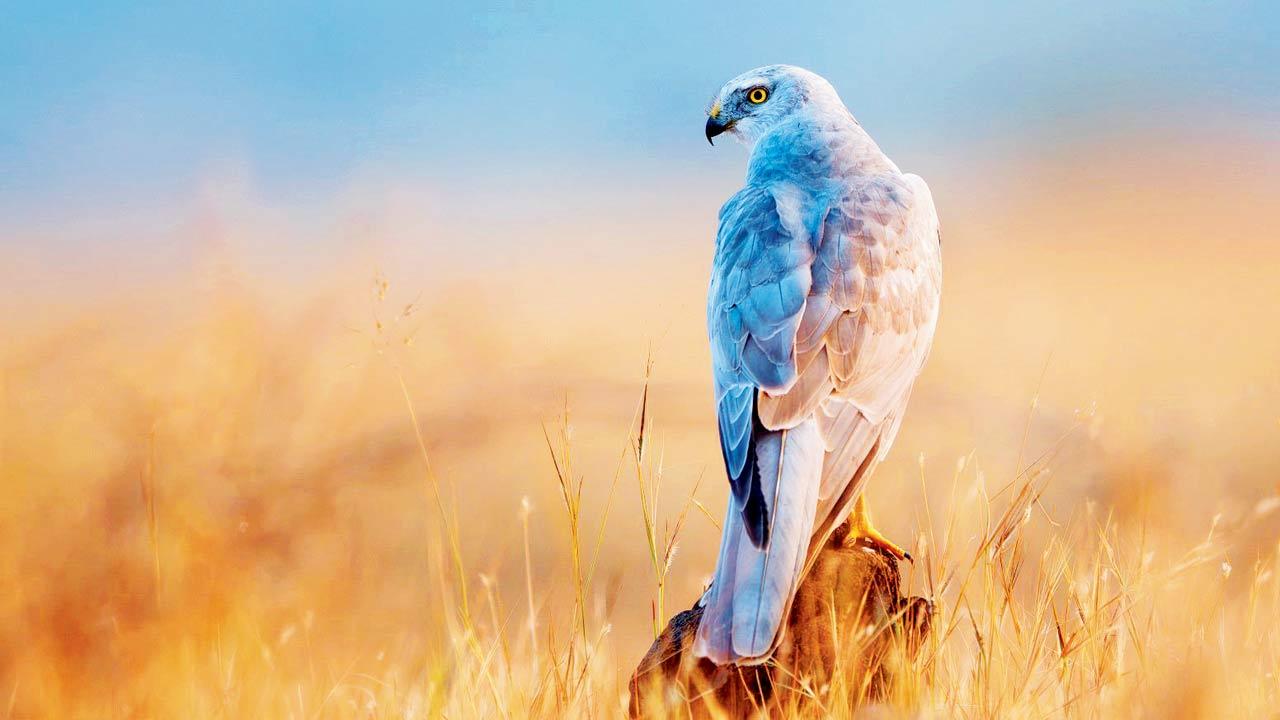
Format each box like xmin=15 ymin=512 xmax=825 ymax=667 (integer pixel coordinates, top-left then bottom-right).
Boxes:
xmin=704 ymin=65 xmax=844 ymax=148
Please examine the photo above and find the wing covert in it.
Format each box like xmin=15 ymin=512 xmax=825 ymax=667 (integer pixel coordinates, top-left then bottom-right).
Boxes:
xmin=709 ymin=183 xmax=819 ymax=531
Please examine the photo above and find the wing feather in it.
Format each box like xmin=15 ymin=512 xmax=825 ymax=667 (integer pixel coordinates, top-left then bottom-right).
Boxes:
xmin=709 ymin=170 xmax=940 ymax=563
xmin=757 ymin=347 xmax=834 ymax=430
xmin=709 ymin=183 xmax=818 ymax=546
xmin=804 ymin=173 xmax=941 ymax=546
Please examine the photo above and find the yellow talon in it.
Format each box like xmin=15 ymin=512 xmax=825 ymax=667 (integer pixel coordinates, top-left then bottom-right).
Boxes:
xmin=844 ymin=493 xmax=912 ymax=563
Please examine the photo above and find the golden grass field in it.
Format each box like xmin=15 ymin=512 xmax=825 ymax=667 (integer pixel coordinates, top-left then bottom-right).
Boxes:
xmin=3 ymin=130 xmax=1279 ymax=718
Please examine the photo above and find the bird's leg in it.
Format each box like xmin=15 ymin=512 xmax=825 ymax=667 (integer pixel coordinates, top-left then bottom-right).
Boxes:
xmin=843 ymin=493 xmax=912 ymax=563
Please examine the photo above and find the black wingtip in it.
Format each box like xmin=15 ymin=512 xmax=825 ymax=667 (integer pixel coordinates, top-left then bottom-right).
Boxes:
xmin=740 ymin=394 xmax=770 ymax=549
xmin=718 ymin=390 xmax=771 ymax=549
xmin=742 ymin=476 xmax=770 ymax=548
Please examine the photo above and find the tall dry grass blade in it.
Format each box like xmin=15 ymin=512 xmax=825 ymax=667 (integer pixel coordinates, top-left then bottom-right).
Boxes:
xmin=139 ymin=425 xmax=161 ymax=604
xmin=396 ymin=372 xmax=472 ymax=624
xmin=520 ymin=496 xmax=539 ymax=672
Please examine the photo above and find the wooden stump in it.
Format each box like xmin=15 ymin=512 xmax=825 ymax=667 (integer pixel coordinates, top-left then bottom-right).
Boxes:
xmin=628 ymin=520 xmax=932 ymax=718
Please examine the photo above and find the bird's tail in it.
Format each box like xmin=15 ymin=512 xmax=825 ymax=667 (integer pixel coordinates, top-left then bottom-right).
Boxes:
xmin=693 ymin=418 xmax=823 ymax=665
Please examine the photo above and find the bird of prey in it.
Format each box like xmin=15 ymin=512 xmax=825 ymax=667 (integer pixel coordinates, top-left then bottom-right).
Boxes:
xmin=694 ymin=65 xmax=941 ymax=666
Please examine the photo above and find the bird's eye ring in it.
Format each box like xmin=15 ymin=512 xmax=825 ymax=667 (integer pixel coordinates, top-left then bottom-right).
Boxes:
xmin=747 ymin=87 xmax=769 ymax=104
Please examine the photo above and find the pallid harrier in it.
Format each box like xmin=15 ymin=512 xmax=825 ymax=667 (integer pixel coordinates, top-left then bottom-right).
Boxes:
xmin=695 ymin=65 xmax=941 ymax=665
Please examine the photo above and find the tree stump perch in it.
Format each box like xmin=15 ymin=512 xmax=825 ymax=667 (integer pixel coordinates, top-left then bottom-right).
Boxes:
xmin=629 ymin=520 xmax=933 ymax=718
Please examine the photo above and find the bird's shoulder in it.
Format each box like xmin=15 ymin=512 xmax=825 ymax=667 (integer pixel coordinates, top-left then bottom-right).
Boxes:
xmin=814 ymin=170 xmax=940 ymax=310
xmin=711 ymin=167 xmax=939 ymax=292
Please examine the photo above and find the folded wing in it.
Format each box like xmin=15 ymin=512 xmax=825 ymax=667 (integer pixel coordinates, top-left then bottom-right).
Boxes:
xmin=698 ymin=172 xmax=940 ymax=664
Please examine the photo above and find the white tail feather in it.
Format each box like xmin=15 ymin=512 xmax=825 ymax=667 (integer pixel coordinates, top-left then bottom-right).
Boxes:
xmin=693 ymin=419 xmax=822 ymax=664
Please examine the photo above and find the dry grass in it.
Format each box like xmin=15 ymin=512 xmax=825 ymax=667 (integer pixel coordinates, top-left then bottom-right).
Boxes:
xmin=2 ymin=133 xmax=1279 ymax=718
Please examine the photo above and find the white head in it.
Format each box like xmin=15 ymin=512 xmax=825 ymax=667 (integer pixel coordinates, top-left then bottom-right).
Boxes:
xmin=704 ymin=65 xmax=847 ymax=148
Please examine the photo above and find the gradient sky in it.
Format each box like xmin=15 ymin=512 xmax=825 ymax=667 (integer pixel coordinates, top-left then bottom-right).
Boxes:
xmin=2 ymin=1 xmax=1277 ymax=231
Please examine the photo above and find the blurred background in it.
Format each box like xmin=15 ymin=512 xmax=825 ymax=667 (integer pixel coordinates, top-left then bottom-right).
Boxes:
xmin=2 ymin=2 xmax=1279 ymax=716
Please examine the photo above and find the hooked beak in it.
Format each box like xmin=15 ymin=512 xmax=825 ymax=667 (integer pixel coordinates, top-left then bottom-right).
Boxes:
xmin=705 ymin=116 xmax=732 ymax=145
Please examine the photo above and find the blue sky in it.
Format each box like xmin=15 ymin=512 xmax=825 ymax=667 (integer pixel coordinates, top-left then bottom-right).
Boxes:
xmin=1 ymin=1 xmax=1277 ymax=225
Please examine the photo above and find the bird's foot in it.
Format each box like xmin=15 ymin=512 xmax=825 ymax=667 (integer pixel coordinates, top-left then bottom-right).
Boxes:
xmin=842 ymin=493 xmax=913 ymax=563
xmin=847 ymin=526 xmax=913 ymax=563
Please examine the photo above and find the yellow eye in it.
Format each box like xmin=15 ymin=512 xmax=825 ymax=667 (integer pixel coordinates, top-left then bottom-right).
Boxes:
xmin=747 ymin=87 xmax=769 ymax=104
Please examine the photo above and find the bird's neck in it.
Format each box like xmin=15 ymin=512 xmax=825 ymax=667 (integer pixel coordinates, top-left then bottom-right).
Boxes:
xmin=746 ymin=110 xmax=897 ymax=187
